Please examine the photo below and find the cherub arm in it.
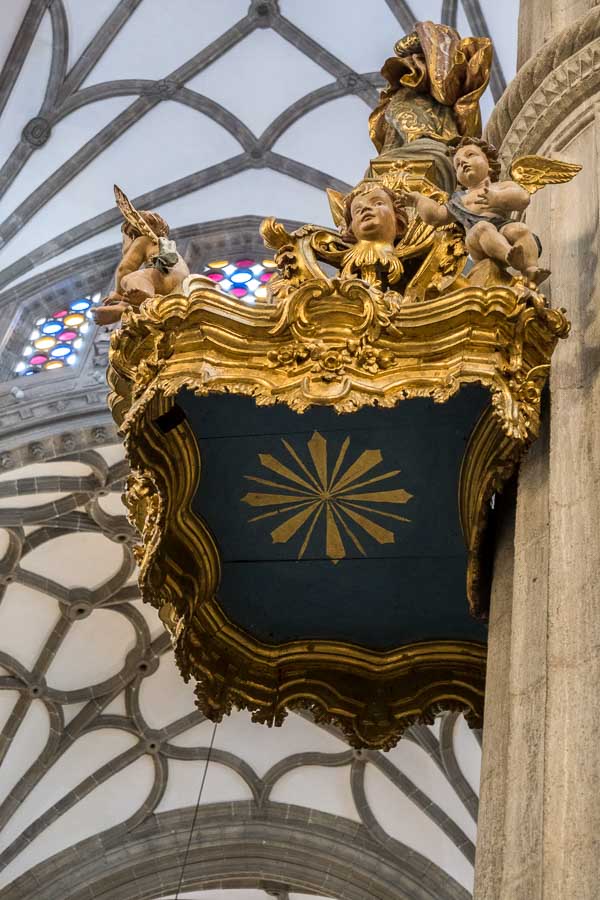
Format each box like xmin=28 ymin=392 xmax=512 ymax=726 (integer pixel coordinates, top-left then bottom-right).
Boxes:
xmin=401 ymin=191 xmax=451 ymax=226
xmin=473 ymin=181 xmax=530 ymax=214
xmin=114 ymin=235 xmax=156 ymax=293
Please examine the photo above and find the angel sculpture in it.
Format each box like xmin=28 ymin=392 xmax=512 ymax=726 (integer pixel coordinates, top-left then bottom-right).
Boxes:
xmin=400 ymin=137 xmax=581 ymax=286
xmin=92 ymin=186 xmax=189 ymax=325
xmin=337 ymin=183 xmax=409 ymax=288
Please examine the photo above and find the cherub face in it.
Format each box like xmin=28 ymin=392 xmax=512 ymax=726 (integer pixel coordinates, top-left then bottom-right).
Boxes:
xmin=453 ymin=144 xmax=490 ymax=188
xmin=350 ymin=188 xmax=397 ymax=243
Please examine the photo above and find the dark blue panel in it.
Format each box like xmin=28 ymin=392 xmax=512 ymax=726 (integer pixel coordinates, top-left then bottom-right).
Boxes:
xmin=179 ymin=388 xmax=489 ymax=650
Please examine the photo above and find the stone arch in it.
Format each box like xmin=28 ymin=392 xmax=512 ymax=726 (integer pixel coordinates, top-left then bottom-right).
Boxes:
xmin=3 ymin=802 xmax=470 ymax=900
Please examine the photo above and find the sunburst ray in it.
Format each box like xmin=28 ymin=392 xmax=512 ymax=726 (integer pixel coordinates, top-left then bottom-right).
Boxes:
xmin=249 ymin=500 xmax=314 ymax=523
xmin=344 ymin=500 xmax=410 ymax=523
xmin=325 ymin=505 xmax=345 ymax=559
xmin=242 ymin=491 xmax=315 ymax=507
xmin=332 ymin=449 xmax=383 ymax=492
xmin=258 ymin=453 xmax=316 ymax=492
xmin=298 ymin=504 xmax=324 ymax=559
xmin=307 ymin=431 xmax=328 ymax=489
xmin=332 ymin=468 xmax=403 ymax=495
xmin=328 ymin=436 xmax=350 ymax=490
xmin=342 ymin=489 xmax=413 ymax=504
xmin=331 ymin=504 xmax=366 ymax=557
xmin=280 ymin=439 xmax=323 ymax=491
xmin=336 ymin=502 xmax=395 ymax=544
xmin=244 ymin=475 xmax=314 ymax=496
xmin=271 ymin=502 xmax=320 ymax=544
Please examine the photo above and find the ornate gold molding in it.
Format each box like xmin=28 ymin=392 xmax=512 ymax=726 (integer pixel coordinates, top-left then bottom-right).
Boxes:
xmin=110 ymin=274 xmax=567 ymax=434
xmin=108 ymin=268 xmax=567 ymax=746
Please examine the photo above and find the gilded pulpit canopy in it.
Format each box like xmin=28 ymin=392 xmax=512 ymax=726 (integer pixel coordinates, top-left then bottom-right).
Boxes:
xmin=107 ymin=20 xmax=580 ymax=750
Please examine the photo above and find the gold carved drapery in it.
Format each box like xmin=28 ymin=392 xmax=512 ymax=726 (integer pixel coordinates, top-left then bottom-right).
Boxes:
xmin=369 ymin=20 xmax=493 ymax=152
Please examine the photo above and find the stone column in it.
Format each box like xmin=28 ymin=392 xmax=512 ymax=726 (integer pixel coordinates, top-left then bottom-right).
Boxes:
xmin=517 ymin=0 xmax=599 ymax=67
xmin=475 ymin=7 xmax=600 ymax=899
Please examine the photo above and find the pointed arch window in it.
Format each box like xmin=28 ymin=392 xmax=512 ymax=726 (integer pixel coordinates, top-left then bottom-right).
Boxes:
xmin=14 ymin=292 xmax=102 ymax=376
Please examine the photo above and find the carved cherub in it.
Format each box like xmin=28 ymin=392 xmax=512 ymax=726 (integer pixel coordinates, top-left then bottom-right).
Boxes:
xmin=93 ymin=186 xmax=189 ymax=325
xmin=336 ymin=183 xmax=409 ymax=289
xmin=400 ymin=137 xmax=581 ymax=286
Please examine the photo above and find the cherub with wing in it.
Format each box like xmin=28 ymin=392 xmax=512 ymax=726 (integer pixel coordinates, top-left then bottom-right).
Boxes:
xmin=92 ymin=186 xmax=189 ymax=325
xmin=400 ymin=137 xmax=581 ymax=286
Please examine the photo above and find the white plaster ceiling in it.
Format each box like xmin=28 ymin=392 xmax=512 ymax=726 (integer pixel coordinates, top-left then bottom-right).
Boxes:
xmin=0 ymin=0 xmax=519 ymax=300
xmin=0 ymin=441 xmax=483 ymax=897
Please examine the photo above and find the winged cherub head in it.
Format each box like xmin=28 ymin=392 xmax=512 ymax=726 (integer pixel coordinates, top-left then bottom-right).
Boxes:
xmin=341 ymin=185 xmax=409 ymax=245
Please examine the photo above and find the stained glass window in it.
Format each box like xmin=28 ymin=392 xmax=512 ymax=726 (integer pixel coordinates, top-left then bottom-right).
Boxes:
xmin=203 ymin=258 xmax=276 ymax=303
xmin=14 ymin=292 xmax=102 ymax=376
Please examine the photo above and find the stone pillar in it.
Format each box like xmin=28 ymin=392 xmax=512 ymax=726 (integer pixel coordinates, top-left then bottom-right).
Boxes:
xmin=517 ymin=0 xmax=599 ymax=67
xmin=475 ymin=6 xmax=600 ymax=899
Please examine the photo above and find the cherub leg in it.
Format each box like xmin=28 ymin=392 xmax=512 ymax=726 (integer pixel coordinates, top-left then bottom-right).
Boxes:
xmin=500 ymin=222 xmax=549 ymax=285
xmin=465 ymin=221 xmax=512 ymax=265
xmin=92 ymin=302 xmax=130 ymax=325
xmin=120 ymin=270 xmax=157 ymax=305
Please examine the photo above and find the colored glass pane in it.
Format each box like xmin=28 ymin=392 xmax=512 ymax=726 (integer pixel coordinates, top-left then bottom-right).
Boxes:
xmin=259 ymin=272 xmax=273 ymax=282
xmin=235 ymin=259 xmax=255 ymax=267
xmin=59 ymin=330 xmax=78 ymax=341
xmin=230 ymin=271 xmax=252 ymax=284
xmin=30 ymin=354 xmax=48 ymax=365
xmin=255 ymin=286 xmax=268 ymax=299
xmin=40 ymin=320 xmax=63 ymax=335
xmin=53 ymin=310 xmax=68 ymax=318
xmin=44 ymin=360 xmax=63 ymax=369
xmin=207 ymin=259 xmax=228 ymax=268
xmin=206 ymin=272 xmax=223 ymax=281
xmin=230 ymin=287 xmax=247 ymax=297
xmin=63 ymin=313 xmax=85 ymax=327
xmin=262 ymin=259 xmax=276 ymax=268
xmin=35 ymin=336 xmax=57 ymax=350
xmin=70 ymin=299 xmax=91 ymax=312
xmin=50 ymin=344 xmax=72 ymax=358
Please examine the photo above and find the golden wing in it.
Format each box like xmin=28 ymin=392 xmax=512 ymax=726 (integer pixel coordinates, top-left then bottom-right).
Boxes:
xmin=509 ymin=155 xmax=582 ymax=195
xmin=326 ymin=188 xmax=346 ymax=229
xmin=113 ymin=184 xmax=158 ymax=241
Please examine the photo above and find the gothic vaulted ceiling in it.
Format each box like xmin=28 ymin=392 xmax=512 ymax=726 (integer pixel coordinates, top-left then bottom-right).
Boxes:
xmin=0 ymin=1 xmax=519 ymax=897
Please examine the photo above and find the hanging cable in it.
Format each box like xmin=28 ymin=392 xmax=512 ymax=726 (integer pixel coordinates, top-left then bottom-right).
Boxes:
xmin=174 ymin=719 xmax=219 ymax=899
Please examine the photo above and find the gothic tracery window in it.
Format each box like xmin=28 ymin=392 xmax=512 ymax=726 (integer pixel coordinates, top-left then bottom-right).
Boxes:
xmin=14 ymin=292 xmax=102 ymax=376
xmin=203 ymin=257 xmax=276 ymax=303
